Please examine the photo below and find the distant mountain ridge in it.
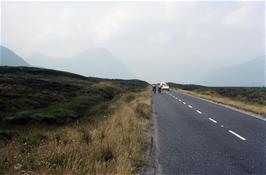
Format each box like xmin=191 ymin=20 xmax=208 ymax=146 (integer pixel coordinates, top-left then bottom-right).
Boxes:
xmin=0 ymin=46 xmax=30 ymax=66
xmin=28 ymin=48 xmax=135 ymax=79
xmin=199 ymin=56 xmax=265 ymax=87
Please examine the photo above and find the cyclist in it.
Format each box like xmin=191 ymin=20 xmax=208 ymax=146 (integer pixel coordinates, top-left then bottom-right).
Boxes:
xmin=152 ymin=84 xmax=156 ymax=93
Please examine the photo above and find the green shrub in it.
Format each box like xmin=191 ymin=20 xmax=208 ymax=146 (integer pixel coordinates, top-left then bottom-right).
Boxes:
xmin=0 ymin=131 xmax=15 ymax=142
xmin=96 ymin=145 xmax=114 ymax=162
xmin=135 ymin=103 xmax=151 ymax=119
xmin=54 ymin=130 xmax=68 ymax=145
xmin=0 ymin=155 xmax=10 ymax=173
xmin=48 ymin=153 xmax=68 ymax=169
xmin=78 ymin=127 xmax=91 ymax=144
xmin=20 ymin=132 xmax=48 ymax=146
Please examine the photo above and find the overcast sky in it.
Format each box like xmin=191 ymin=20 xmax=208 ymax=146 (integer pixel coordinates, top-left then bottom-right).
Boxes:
xmin=1 ymin=1 xmax=265 ymax=83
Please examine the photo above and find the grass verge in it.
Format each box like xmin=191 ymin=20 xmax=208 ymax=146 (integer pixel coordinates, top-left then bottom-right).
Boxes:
xmin=0 ymin=88 xmax=152 ymax=174
xmin=175 ymin=88 xmax=266 ymax=117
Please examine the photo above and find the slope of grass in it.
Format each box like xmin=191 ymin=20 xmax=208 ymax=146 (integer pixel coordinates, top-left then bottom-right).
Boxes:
xmin=0 ymin=66 xmax=151 ymax=174
xmin=0 ymin=89 xmax=152 ymax=175
xmin=169 ymin=83 xmax=266 ymax=116
xmin=0 ymin=66 xmax=147 ymax=125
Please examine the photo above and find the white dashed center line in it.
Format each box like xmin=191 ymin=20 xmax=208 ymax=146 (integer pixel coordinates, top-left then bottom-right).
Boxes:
xmin=208 ymin=118 xmax=217 ymax=123
xmin=228 ymin=130 xmax=246 ymax=141
xmin=166 ymin=92 xmax=247 ymax=142
xmin=196 ymin=110 xmax=202 ymax=114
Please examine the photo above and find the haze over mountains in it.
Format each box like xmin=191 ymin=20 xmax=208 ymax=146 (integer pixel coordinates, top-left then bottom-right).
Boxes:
xmin=0 ymin=45 xmax=134 ymax=79
xmin=199 ymin=56 xmax=265 ymax=87
xmin=0 ymin=46 xmax=30 ymax=66
xmin=27 ymin=48 xmax=135 ymax=79
xmin=1 ymin=45 xmax=265 ymax=86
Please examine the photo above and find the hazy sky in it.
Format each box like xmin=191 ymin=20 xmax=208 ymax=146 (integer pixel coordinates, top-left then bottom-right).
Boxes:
xmin=1 ymin=1 xmax=265 ymax=83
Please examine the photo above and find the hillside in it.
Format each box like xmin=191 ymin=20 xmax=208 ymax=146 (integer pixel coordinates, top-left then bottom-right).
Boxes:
xmin=0 ymin=46 xmax=30 ymax=66
xmin=28 ymin=48 xmax=135 ymax=79
xmin=0 ymin=66 xmax=151 ymax=174
xmin=0 ymin=66 xmax=147 ymax=125
xmin=199 ymin=56 xmax=265 ymax=87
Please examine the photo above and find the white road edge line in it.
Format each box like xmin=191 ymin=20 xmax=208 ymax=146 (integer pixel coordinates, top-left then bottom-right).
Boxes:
xmin=208 ymin=118 xmax=217 ymax=123
xmin=179 ymin=99 xmax=181 ymax=102
xmin=183 ymin=102 xmax=186 ymax=104
xmin=196 ymin=110 xmax=202 ymax=114
xmin=188 ymin=105 xmax=192 ymax=108
xmin=228 ymin=130 xmax=246 ymax=141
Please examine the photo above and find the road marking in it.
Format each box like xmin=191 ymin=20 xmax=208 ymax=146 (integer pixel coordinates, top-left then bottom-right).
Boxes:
xmin=183 ymin=102 xmax=186 ymax=104
xmin=196 ymin=110 xmax=202 ymax=114
xmin=179 ymin=99 xmax=181 ymax=102
xmin=188 ymin=105 xmax=192 ymax=108
xmin=221 ymin=125 xmax=224 ymax=128
xmin=208 ymin=118 xmax=217 ymax=123
xmin=228 ymin=130 xmax=246 ymax=141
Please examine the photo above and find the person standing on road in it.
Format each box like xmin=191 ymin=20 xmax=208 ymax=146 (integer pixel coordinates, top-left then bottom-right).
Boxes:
xmin=158 ymin=85 xmax=161 ymax=93
xmin=152 ymin=84 xmax=156 ymax=93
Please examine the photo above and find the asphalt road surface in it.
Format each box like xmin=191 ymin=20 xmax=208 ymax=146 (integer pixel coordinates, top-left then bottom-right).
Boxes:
xmin=153 ymin=90 xmax=266 ymax=175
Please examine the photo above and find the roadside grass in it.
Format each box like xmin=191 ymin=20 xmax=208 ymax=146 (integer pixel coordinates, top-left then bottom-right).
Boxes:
xmin=0 ymin=66 xmax=151 ymax=174
xmin=175 ymin=88 xmax=266 ymax=117
xmin=0 ymin=88 xmax=152 ymax=174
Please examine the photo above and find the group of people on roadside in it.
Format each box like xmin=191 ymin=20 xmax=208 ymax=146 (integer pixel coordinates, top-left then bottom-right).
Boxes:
xmin=152 ymin=84 xmax=161 ymax=93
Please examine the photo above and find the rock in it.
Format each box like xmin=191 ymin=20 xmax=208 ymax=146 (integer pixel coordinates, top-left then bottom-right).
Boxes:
xmin=14 ymin=163 xmax=22 ymax=171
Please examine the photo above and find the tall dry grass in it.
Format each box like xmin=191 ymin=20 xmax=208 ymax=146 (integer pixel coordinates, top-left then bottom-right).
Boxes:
xmin=0 ymin=89 xmax=152 ymax=174
xmin=177 ymin=89 xmax=266 ymax=117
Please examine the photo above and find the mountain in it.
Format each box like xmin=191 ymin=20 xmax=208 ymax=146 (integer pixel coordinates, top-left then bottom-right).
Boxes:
xmin=0 ymin=46 xmax=30 ymax=66
xmin=28 ymin=48 xmax=135 ymax=79
xmin=199 ymin=56 xmax=265 ymax=87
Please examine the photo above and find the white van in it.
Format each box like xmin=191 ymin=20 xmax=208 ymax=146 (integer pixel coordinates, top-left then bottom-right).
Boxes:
xmin=158 ymin=82 xmax=170 ymax=91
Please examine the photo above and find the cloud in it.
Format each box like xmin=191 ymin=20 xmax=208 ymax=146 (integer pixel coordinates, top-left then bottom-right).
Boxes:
xmin=148 ymin=32 xmax=173 ymax=45
xmin=186 ymin=29 xmax=198 ymax=38
xmin=223 ymin=2 xmax=264 ymax=29
xmin=92 ymin=9 xmax=128 ymax=43
xmin=223 ymin=7 xmax=251 ymax=28
xmin=1 ymin=1 xmax=265 ymax=83
xmin=32 ymin=6 xmax=129 ymax=45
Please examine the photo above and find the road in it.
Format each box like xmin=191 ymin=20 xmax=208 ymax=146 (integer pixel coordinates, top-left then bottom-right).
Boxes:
xmin=152 ymin=90 xmax=266 ymax=175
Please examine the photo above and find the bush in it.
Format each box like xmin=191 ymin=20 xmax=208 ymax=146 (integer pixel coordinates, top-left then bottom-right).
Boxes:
xmin=96 ymin=145 xmax=115 ymax=162
xmin=48 ymin=153 xmax=68 ymax=169
xmin=54 ymin=130 xmax=68 ymax=145
xmin=0 ymin=131 xmax=15 ymax=142
xmin=20 ymin=132 xmax=48 ymax=146
xmin=78 ymin=127 xmax=91 ymax=144
xmin=135 ymin=103 xmax=151 ymax=119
